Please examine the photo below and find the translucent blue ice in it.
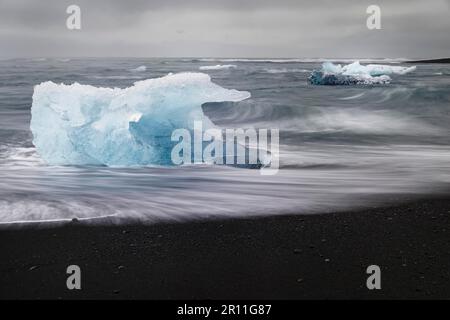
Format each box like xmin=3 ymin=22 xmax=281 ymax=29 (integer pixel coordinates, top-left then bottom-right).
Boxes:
xmin=31 ymin=73 xmax=250 ymax=166
xmin=309 ymin=61 xmax=416 ymax=85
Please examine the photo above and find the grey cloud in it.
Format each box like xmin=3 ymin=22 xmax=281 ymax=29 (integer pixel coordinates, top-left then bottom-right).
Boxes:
xmin=0 ymin=0 xmax=449 ymax=58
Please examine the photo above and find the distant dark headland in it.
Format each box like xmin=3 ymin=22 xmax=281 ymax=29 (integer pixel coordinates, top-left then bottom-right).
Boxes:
xmin=406 ymin=58 xmax=450 ymax=64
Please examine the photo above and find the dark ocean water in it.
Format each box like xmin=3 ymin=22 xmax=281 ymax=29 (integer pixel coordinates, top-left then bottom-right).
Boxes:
xmin=1 ymin=58 xmax=450 ymax=224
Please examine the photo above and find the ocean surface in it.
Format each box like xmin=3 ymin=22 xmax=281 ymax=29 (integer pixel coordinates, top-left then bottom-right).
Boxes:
xmin=1 ymin=58 xmax=450 ymax=225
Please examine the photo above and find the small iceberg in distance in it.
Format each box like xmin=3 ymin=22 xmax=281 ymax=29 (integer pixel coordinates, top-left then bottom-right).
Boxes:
xmin=199 ymin=64 xmax=237 ymax=71
xmin=130 ymin=65 xmax=146 ymax=72
xmin=308 ymin=61 xmax=416 ymax=85
xmin=30 ymin=73 xmax=250 ymax=166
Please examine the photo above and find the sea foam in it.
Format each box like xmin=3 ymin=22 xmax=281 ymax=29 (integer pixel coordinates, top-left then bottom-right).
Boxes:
xmin=199 ymin=64 xmax=237 ymax=71
xmin=130 ymin=65 xmax=146 ymax=72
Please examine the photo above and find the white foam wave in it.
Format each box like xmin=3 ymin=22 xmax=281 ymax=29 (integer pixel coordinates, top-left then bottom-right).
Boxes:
xmin=338 ymin=93 xmax=366 ymax=100
xmin=244 ymin=107 xmax=442 ymax=136
xmin=130 ymin=65 xmax=146 ymax=72
xmin=199 ymin=64 xmax=237 ymax=71
xmin=1 ymin=146 xmax=44 ymax=167
xmin=90 ymin=75 xmax=144 ymax=80
xmin=0 ymin=200 xmax=119 ymax=225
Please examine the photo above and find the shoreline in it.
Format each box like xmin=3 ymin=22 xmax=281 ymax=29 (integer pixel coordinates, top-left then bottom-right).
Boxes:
xmin=406 ymin=58 xmax=450 ymax=64
xmin=1 ymin=197 xmax=450 ymax=299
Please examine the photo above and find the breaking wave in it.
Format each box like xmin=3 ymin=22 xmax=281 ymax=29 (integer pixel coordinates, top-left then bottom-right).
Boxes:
xmin=130 ymin=65 xmax=147 ymax=72
xmin=199 ymin=64 xmax=237 ymax=71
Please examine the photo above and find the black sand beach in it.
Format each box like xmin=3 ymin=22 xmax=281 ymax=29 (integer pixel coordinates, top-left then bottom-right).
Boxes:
xmin=1 ymin=197 xmax=450 ymax=300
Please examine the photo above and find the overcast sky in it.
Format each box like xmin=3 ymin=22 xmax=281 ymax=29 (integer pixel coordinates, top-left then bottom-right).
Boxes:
xmin=1 ymin=0 xmax=449 ymax=58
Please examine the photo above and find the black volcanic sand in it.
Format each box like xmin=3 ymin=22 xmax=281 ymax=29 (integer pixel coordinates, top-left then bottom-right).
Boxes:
xmin=1 ymin=198 xmax=450 ymax=300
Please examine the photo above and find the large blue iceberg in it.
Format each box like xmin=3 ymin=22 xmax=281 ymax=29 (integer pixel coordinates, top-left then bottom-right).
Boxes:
xmin=309 ymin=61 xmax=416 ymax=85
xmin=31 ymin=73 xmax=250 ymax=166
